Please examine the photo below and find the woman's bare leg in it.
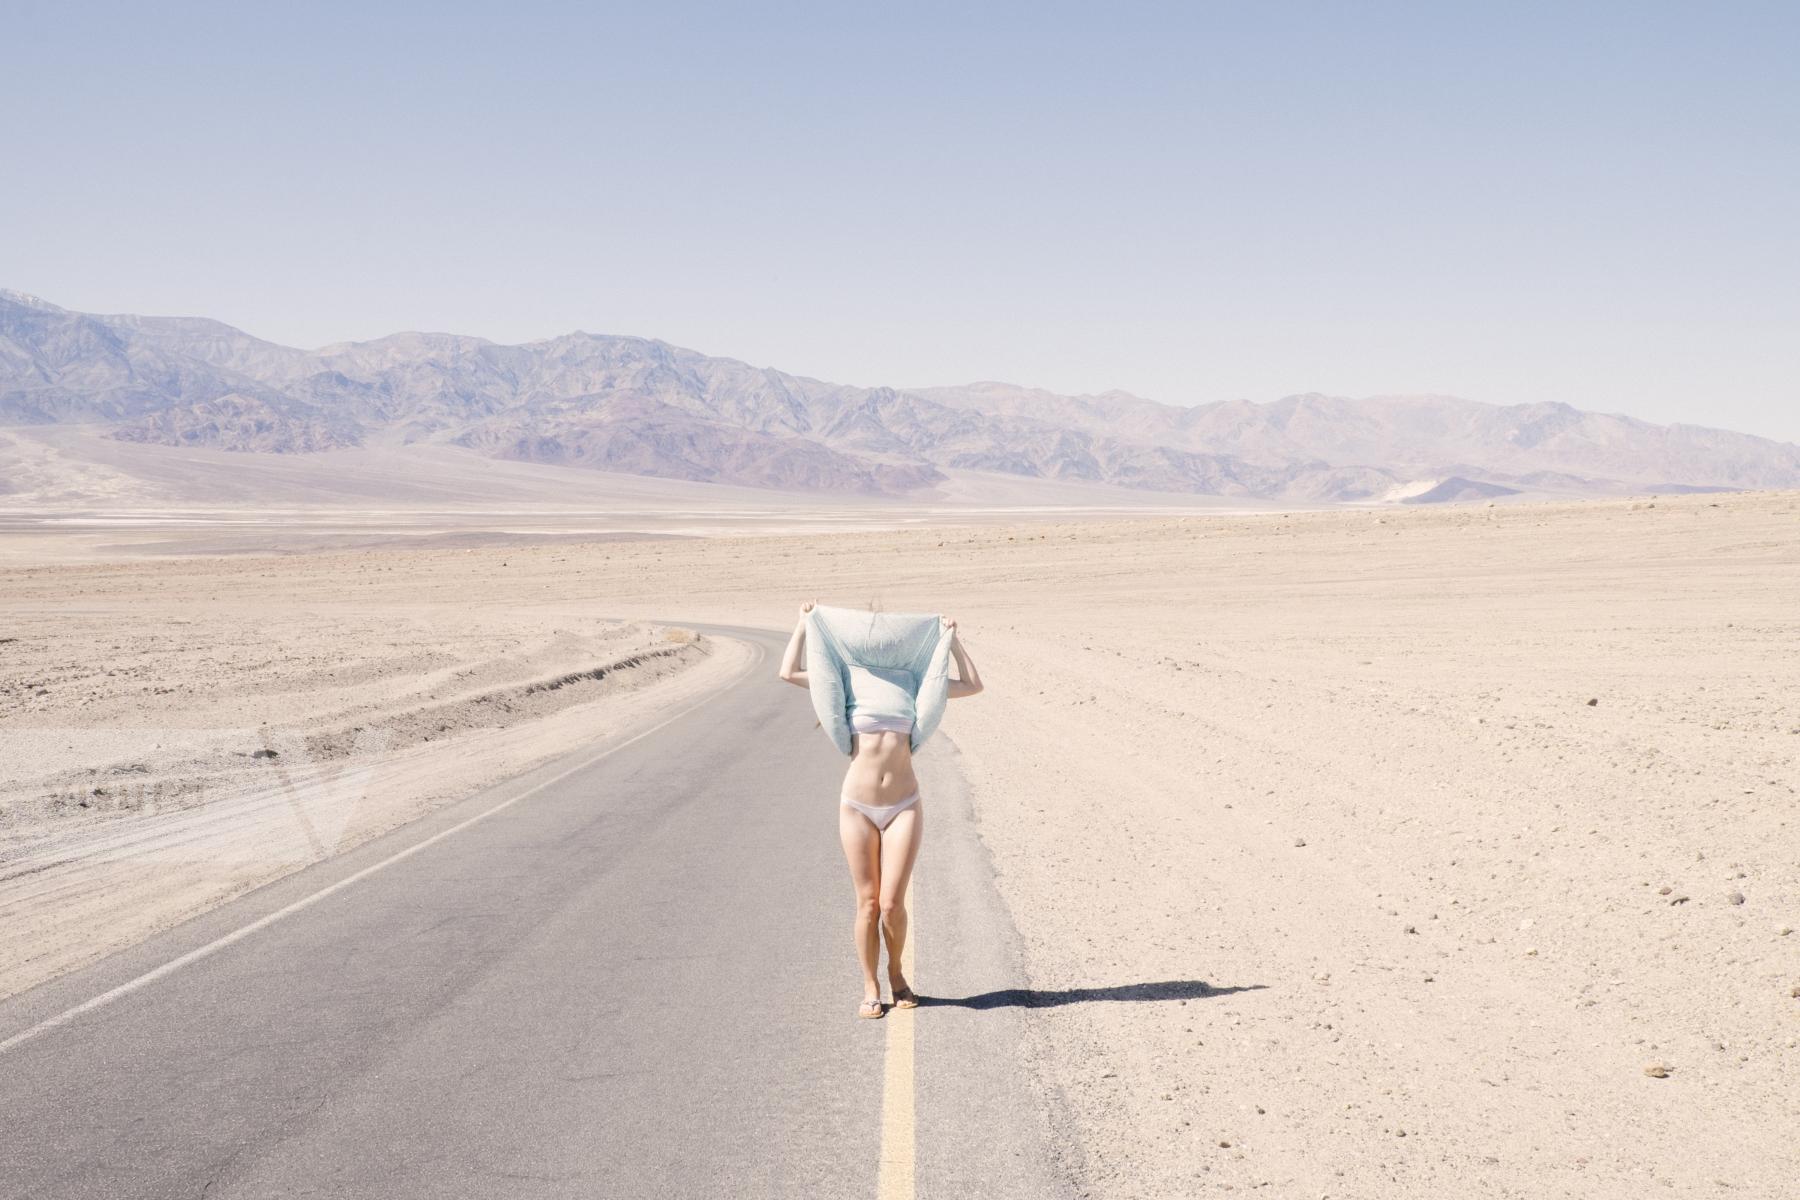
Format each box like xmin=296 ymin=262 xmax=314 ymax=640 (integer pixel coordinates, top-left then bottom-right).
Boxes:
xmin=838 ymin=804 xmax=883 ymax=1005
xmin=877 ymin=805 xmax=924 ymax=995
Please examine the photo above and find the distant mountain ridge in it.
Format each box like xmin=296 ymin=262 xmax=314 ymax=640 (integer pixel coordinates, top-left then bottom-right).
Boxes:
xmin=3 ymin=288 xmax=1796 ymax=501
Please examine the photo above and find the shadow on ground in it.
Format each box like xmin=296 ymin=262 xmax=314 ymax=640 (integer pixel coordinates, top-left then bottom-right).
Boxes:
xmin=917 ymin=980 xmax=1265 ymax=1010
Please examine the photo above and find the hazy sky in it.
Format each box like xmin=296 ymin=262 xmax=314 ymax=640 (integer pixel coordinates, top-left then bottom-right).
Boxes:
xmin=4 ymin=1 xmax=1796 ymax=441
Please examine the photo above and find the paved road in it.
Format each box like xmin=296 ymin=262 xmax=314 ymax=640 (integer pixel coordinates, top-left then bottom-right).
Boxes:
xmin=0 ymin=623 xmax=1070 ymax=1200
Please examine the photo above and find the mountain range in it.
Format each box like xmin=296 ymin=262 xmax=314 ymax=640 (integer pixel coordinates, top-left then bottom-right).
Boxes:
xmin=4 ymin=288 xmax=1796 ymax=503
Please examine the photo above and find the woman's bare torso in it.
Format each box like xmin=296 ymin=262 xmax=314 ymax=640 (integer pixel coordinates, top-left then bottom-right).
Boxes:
xmin=842 ymin=731 xmax=918 ymax=805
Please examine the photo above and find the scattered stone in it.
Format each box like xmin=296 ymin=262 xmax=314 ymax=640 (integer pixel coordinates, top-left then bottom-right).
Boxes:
xmin=1727 ymin=891 xmax=1745 ymax=905
xmin=1658 ymin=886 xmax=1672 ymax=895
xmin=1524 ymin=947 xmax=1539 ymax=956
xmin=1669 ymin=896 xmax=1690 ymax=905
xmin=251 ymin=748 xmax=279 ymax=760
xmin=1294 ymin=837 xmax=1306 ymax=847
xmin=1404 ymin=925 xmax=1417 ymax=934
xmin=1395 ymin=1128 xmax=1407 ymax=1137
xmin=1644 ymin=1064 xmax=1671 ymax=1078
xmin=1780 ymin=927 xmax=1793 ymax=936
xmin=1586 ymin=698 xmax=1598 ymax=706
xmin=1218 ymin=1140 xmax=1232 ymax=1148
xmin=1790 ymin=984 xmax=1800 ymax=999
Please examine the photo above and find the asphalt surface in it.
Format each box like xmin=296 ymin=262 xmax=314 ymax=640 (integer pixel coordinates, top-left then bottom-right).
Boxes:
xmin=0 ymin=622 xmax=1070 ymax=1200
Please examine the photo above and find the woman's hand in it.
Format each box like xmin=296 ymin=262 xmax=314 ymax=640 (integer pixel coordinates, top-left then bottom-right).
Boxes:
xmin=941 ymin=615 xmax=957 ymax=634
xmin=800 ymin=599 xmax=816 ymax=616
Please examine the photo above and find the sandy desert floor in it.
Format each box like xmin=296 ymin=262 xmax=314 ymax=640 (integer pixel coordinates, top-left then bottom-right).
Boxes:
xmin=3 ymin=489 xmax=1797 ymax=1197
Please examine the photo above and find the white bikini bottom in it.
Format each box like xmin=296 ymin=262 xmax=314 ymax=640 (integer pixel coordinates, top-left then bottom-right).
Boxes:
xmin=840 ymin=789 xmax=920 ymax=831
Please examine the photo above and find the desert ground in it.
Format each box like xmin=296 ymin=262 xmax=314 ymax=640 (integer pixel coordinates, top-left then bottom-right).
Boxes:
xmin=3 ymin=488 xmax=1797 ymax=1197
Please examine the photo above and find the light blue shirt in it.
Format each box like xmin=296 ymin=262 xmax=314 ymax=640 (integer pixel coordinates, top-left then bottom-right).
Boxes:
xmin=804 ymin=605 xmax=954 ymax=756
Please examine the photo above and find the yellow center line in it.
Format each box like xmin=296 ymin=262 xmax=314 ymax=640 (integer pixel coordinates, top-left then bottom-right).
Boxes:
xmin=876 ymin=888 xmax=916 ymax=1200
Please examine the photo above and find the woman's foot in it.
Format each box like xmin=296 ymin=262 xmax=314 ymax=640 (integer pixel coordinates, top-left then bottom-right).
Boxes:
xmin=858 ymin=997 xmax=886 ymax=1019
xmin=889 ymin=974 xmax=919 ymax=1009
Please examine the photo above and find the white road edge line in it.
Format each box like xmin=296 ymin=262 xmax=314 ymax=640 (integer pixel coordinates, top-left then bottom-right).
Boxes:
xmin=0 ymin=636 xmax=762 ymax=1057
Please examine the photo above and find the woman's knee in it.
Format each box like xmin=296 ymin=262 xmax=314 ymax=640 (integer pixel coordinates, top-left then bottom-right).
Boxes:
xmin=856 ymin=894 xmax=881 ymax=920
xmin=878 ymin=898 xmax=906 ymax=925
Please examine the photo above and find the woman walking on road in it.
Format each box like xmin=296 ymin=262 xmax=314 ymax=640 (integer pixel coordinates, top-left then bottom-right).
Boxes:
xmin=778 ymin=601 xmax=984 ymax=1018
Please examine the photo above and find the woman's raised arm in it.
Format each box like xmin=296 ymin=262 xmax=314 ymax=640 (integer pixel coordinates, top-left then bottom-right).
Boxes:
xmin=777 ymin=601 xmax=814 ymax=687
xmin=943 ymin=618 xmax=984 ymax=698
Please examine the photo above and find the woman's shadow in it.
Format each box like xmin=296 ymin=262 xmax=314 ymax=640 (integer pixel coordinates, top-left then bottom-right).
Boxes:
xmin=916 ymin=979 xmax=1263 ymax=1010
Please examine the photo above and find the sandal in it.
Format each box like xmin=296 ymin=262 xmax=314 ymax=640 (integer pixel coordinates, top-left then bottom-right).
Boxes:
xmin=858 ymin=998 xmax=886 ymax=1019
xmin=890 ymin=986 xmax=919 ymax=1009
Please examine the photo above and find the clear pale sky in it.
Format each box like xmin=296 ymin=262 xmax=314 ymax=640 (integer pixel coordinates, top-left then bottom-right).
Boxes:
xmin=4 ymin=1 xmax=1796 ymax=440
